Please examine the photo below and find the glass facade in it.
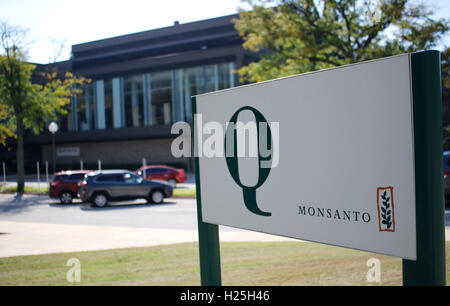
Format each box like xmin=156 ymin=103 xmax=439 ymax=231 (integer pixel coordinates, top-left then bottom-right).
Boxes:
xmin=76 ymin=83 xmax=94 ymax=131
xmin=182 ymin=67 xmax=200 ymax=122
xmin=124 ymin=75 xmax=144 ymax=127
xmin=68 ymin=62 xmax=235 ymax=131
xmin=151 ymin=71 xmax=172 ymax=125
xmin=104 ymin=79 xmax=113 ymax=129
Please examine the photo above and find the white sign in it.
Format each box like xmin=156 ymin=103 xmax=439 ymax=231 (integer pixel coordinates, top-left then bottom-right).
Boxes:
xmin=195 ymin=54 xmax=416 ymax=260
xmin=57 ymin=147 xmax=80 ymax=157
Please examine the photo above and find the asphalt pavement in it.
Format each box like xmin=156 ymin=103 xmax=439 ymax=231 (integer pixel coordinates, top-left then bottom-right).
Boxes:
xmin=0 ymin=194 xmax=198 ymax=229
xmin=0 ymin=193 xmax=449 ymax=258
xmin=0 ymin=194 xmax=295 ymax=257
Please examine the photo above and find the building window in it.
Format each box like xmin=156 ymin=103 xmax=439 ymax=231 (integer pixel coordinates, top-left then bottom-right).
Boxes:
xmin=183 ymin=67 xmax=200 ymax=123
xmin=104 ymin=79 xmax=114 ymax=129
xmin=69 ymin=61 xmax=235 ymax=130
xmin=203 ymin=64 xmax=218 ymax=93
xmin=124 ymin=75 xmax=144 ymax=127
xmin=151 ymin=71 xmax=172 ymax=125
xmin=218 ymin=63 xmax=233 ymax=90
xmin=63 ymin=100 xmax=73 ymax=132
xmin=172 ymin=69 xmax=184 ymax=123
xmin=76 ymin=83 xmax=94 ymax=131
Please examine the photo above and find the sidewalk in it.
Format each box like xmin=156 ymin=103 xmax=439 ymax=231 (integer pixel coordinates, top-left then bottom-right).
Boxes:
xmin=0 ymin=221 xmax=295 ymax=258
xmin=1 ymin=220 xmax=449 ymax=258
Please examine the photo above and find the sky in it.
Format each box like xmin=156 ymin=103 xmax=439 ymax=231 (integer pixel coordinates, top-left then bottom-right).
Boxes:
xmin=0 ymin=0 xmax=449 ymax=64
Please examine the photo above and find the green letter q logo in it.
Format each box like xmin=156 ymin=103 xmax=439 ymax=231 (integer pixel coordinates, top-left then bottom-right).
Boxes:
xmin=225 ymin=106 xmax=273 ymax=217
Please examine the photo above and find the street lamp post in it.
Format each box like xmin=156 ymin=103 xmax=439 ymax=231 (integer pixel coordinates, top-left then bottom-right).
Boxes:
xmin=48 ymin=122 xmax=58 ymax=174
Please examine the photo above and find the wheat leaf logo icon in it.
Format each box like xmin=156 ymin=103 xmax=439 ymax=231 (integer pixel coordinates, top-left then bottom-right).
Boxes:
xmin=377 ymin=187 xmax=395 ymax=232
xmin=380 ymin=191 xmax=392 ymax=229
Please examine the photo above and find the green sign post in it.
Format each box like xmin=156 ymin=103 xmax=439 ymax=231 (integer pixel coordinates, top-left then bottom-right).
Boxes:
xmin=193 ymin=50 xmax=446 ymax=286
xmin=193 ymin=99 xmax=222 ymax=286
xmin=402 ymin=51 xmax=446 ymax=286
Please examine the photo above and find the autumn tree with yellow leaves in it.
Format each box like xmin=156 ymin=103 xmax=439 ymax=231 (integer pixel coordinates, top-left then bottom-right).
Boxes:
xmin=0 ymin=22 xmax=88 ymax=194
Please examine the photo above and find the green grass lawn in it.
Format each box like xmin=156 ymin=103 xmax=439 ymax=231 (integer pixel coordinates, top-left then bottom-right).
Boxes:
xmin=0 ymin=241 xmax=448 ymax=286
xmin=172 ymin=188 xmax=196 ymax=198
xmin=0 ymin=185 xmax=49 ymax=195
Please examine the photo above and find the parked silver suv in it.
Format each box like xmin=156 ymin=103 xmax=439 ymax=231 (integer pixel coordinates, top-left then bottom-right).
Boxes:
xmin=78 ymin=170 xmax=173 ymax=208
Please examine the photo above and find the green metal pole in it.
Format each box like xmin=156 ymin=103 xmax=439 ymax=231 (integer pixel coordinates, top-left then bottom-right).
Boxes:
xmin=192 ymin=97 xmax=222 ymax=286
xmin=402 ymin=50 xmax=446 ymax=286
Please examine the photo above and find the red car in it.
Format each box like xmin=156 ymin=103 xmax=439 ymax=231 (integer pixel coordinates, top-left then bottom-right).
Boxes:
xmin=49 ymin=170 xmax=93 ymax=204
xmin=136 ymin=165 xmax=186 ymax=186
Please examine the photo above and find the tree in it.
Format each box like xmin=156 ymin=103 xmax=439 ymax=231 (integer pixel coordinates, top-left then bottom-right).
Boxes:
xmin=441 ymin=47 xmax=450 ymax=150
xmin=234 ymin=0 xmax=449 ymax=82
xmin=0 ymin=21 xmax=88 ymax=193
xmin=442 ymin=46 xmax=449 ymax=90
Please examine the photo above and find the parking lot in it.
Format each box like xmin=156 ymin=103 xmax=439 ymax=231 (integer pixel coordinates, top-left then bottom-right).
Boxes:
xmin=0 ymin=193 xmax=296 ymax=258
xmin=0 ymin=194 xmax=197 ymax=229
xmin=1 ymin=172 xmax=450 ymax=258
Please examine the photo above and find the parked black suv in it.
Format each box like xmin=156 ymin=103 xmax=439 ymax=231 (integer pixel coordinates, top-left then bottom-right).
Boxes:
xmin=78 ymin=170 xmax=173 ymax=208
